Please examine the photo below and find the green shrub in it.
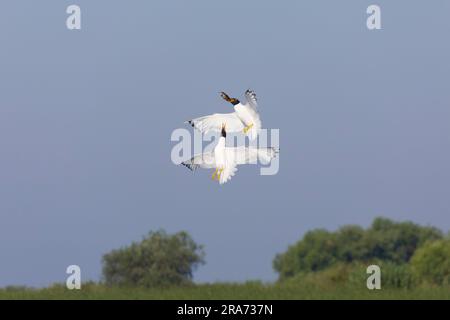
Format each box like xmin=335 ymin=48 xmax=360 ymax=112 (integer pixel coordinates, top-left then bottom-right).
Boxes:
xmin=273 ymin=229 xmax=338 ymax=279
xmin=274 ymin=217 xmax=443 ymax=280
xmin=410 ymin=239 xmax=450 ymax=286
xmin=345 ymin=261 xmax=416 ymax=289
xmin=362 ymin=218 xmax=442 ymax=264
xmin=102 ymin=230 xmax=205 ymax=287
xmin=279 ymin=261 xmax=416 ymax=290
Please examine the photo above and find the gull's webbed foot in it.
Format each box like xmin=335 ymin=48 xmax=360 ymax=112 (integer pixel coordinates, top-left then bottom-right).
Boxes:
xmin=243 ymin=123 xmax=254 ymax=134
xmin=212 ymin=168 xmax=218 ymax=180
xmin=217 ymin=168 xmax=224 ymax=182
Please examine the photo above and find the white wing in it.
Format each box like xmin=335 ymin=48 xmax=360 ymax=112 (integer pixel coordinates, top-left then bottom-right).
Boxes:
xmin=245 ymin=89 xmax=258 ymax=111
xmin=228 ymin=147 xmax=278 ymax=165
xmin=217 ymin=147 xmax=278 ymax=184
xmin=239 ymin=90 xmax=261 ymax=140
xmin=181 ymin=147 xmax=279 ymax=183
xmin=181 ymin=152 xmax=215 ymax=171
xmin=186 ymin=113 xmax=244 ymax=134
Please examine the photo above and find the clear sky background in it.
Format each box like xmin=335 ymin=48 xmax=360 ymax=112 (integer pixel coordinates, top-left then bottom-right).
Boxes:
xmin=0 ymin=1 xmax=449 ymax=287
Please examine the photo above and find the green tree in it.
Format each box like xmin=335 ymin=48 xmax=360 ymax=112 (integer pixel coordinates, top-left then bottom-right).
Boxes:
xmin=335 ymin=225 xmax=366 ymax=262
xmin=102 ymin=230 xmax=205 ymax=287
xmin=362 ymin=217 xmax=442 ymax=263
xmin=410 ymin=239 xmax=450 ymax=285
xmin=274 ymin=217 xmax=443 ymax=280
xmin=273 ymin=229 xmax=337 ymax=279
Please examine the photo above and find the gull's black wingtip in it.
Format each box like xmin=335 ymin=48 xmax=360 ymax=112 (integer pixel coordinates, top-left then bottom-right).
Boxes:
xmin=181 ymin=162 xmax=192 ymax=171
xmin=184 ymin=120 xmax=194 ymax=128
xmin=181 ymin=162 xmax=197 ymax=172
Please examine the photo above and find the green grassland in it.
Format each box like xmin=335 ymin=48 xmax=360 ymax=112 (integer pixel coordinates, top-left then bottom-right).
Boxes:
xmin=1 ymin=282 xmax=448 ymax=300
xmin=2 ymin=220 xmax=449 ymax=300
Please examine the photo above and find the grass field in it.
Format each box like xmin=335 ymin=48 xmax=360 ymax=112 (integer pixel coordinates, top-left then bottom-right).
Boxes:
xmin=1 ymin=282 xmax=449 ymax=300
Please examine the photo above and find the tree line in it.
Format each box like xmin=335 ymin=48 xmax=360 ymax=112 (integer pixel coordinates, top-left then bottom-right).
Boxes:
xmin=101 ymin=217 xmax=450 ymax=287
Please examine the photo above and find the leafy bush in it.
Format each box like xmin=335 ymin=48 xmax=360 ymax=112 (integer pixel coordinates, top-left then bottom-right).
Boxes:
xmin=410 ymin=239 xmax=450 ymax=285
xmin=362 ymin=218 xmax=442 ymax=263
xmin=273 ymin=229 xmax=338 ymax=279
xmin=274 ymin=217 xmax=443 ymax=280
xmin=279 ymin=261 xmax=416 ymax=290
xmin=372 ymin=262 xmax=415 ymax=289
xmin=102 ymin=230 xmax=205 ymax=287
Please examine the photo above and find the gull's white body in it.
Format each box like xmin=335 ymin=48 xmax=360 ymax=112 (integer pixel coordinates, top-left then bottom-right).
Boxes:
xmin=182 ymin=144 xmax=278 ymax=184
xmin=214 ymin=135 xmax=227 ymax=172
xmin=187 ymin=90 xmax=262 ymax=141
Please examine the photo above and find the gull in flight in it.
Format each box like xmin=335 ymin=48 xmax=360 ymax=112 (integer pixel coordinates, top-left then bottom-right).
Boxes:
xmin=182 ymin=124 xmax=278 ymax=184
xmin=186 ymin=90 xmax=262 ymax=140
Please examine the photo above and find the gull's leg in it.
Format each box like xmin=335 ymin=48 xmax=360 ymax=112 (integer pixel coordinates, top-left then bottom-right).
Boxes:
xmin=243 ymin=123 xmax=254 ymax=134
xmin=217 ymin=168 xmax=224 ymax=182
xmin=212 ymin=168 xmax=218 ymax=180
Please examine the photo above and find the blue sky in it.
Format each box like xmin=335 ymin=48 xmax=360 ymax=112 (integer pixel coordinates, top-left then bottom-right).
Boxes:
xmin=0 ymin=1 xmax=449 ymax=287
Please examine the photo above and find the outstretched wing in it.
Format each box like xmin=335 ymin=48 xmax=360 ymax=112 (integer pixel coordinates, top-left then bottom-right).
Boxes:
xmin=217 ymin=147 xmax=278 ymax=183
xmin=181 ymin=152 xmax=215 ymax=171
xmin=229 ymin=147 xmax=279 ymax=165
xmin=244 ymin=89 xmax=258 ymax=111
xmin=186 ymin=113 xmax=244 ymax=134
xmin=241 ymin=90 xmax=261 ymax=140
